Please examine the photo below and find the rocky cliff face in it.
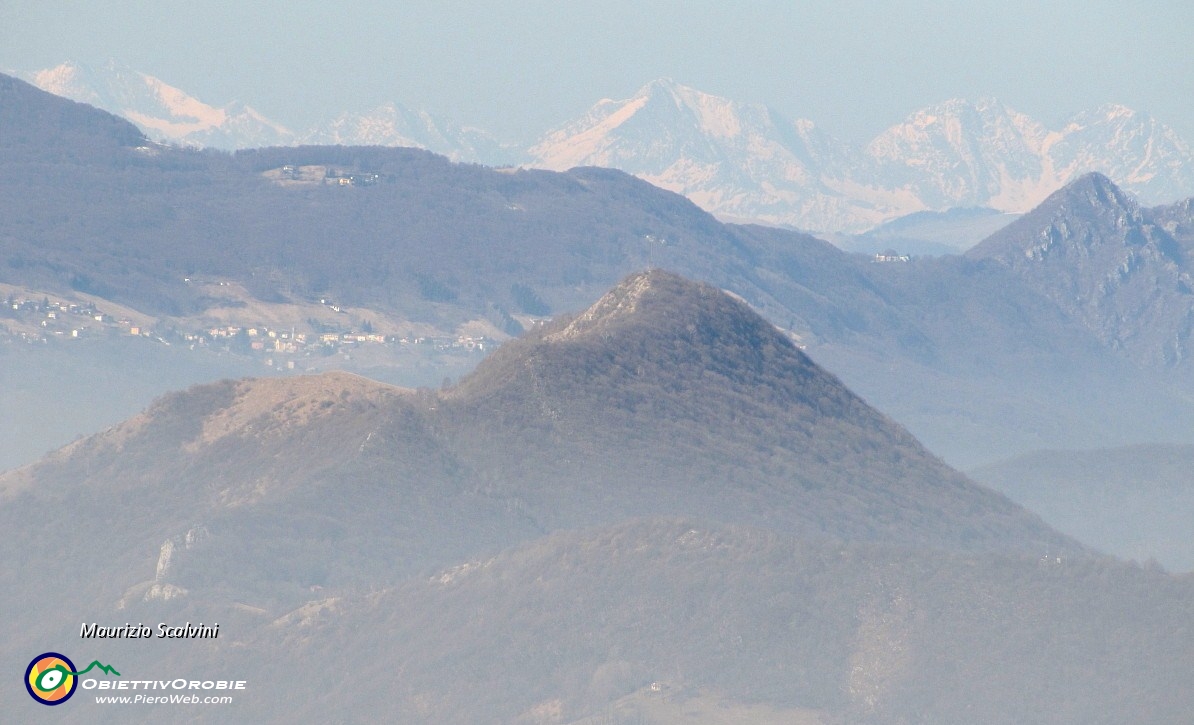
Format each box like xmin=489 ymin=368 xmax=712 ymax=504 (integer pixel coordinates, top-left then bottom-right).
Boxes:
xmin=969 ymin=172 xmax=1194 ymax=366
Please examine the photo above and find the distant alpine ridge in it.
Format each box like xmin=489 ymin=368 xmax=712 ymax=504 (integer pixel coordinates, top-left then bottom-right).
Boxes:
xmin=15 ymin=61 xmax=1194 ymax=232
xmin=23 ymin=59 xmax=294 ymax=149
xmin=530 ymin=81 xmax=1194 ymax=232
xmin=17 ymin=60 xmax=513 ymax=164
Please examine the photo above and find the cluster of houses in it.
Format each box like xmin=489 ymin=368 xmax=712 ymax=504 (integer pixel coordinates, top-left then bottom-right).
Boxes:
xmin=278 ymin=165 xmax=383 ymax=187
xmin=195 ymin=324 xmax=488 ymax=354
xmin=3 ymin=295 xmax=120 ymax=341
xmin=3 ymin=294 xmax=492 ymax=362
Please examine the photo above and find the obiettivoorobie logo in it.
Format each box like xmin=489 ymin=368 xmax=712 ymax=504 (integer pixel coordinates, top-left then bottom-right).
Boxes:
xmin=25 ymin=652 xmax=120 ymax=705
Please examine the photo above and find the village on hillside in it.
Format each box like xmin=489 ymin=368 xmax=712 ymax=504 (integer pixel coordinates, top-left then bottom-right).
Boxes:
xmin=1 ymin=291 xmax=495 ymax=371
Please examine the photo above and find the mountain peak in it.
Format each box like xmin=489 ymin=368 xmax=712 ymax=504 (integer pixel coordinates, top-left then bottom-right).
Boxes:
xmin=633 ymin=77 xmax=717 ymax=107
xmin=1016 ymin=171 xmax=1140 ymax=228
xmin=894 ymin=96 xmax=1017 ymax=125
xmin=18 ymin=61 xmax=295 ymax=148
xmin=966 ymin=172 xmax=1194 ymax=366
xmin=968 ymin=172 xmax=1141 ymax=262
xmin=637 ymin=77 xmax=686 ymax=96
xmin=454 ymin=269 xmax=804 ymax=404
xmin=1083 ymin=102 xmax=1138 ymax=122
xmin=985 ymin=171 xmax=1137 ymax=224
xmin=20 ymin=59 xmax=1194 ymax=227
xmin=1058 ymin=171 xmax=1136 ymax=209
xmin=443 ymin=270 xmax=1076 ymax=553
xmin=544 ymin=269 xmax=766 ymax=342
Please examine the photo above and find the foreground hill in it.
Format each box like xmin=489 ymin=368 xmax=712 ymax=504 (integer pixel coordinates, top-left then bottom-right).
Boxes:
xmin=10 ymin=518 xmax=1192 ymax=723
xmin=1 ymin=273 xmax=1075 ymax=642
xmin=223 ymin=519 xmax=1194 ymax=724
xmin=1 ymin=275 xmax=1074 ymax=632
xmin=440 ymin=270 xmax=1067 ymax=549
xmin=7 ymin=272 xmax=1191 ymax=723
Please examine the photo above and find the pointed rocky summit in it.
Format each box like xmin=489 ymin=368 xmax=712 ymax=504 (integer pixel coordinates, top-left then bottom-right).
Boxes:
xmin=969 ymin=173 xmax=1193 ymax=365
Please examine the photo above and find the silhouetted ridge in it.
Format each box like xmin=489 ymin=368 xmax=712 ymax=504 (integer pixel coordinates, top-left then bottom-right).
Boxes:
xmin=0 ymin=72 xmax=146 ymax=154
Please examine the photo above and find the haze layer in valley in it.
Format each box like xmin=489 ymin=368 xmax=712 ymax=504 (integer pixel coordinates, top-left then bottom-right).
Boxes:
xmin=4 ymin=71 xmax=1194 ymax=573
xmin=6 ymin=271 xmax=1191 ymax=723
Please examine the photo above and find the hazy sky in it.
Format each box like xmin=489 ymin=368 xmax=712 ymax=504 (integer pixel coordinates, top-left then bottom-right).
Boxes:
xmin=2 ymin=0 xmax=1190 ymax=145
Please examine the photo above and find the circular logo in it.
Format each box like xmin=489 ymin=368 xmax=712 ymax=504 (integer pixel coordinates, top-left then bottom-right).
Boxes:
xmin=25 ymin=652 xmax=78 ymax=705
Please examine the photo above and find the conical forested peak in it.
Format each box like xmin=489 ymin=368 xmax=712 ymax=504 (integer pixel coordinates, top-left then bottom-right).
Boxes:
xmin=441 ymin=270 xmax=1077 ymax=555
xmin=449 ymin=269 xmax=820 ymax=407
xmin=543 ymin=268 xmax=787 ymax=346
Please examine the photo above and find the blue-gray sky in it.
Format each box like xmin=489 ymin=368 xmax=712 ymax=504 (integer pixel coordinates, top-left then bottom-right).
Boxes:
xmin=1 ymin=0 xmax=1190 ymax=145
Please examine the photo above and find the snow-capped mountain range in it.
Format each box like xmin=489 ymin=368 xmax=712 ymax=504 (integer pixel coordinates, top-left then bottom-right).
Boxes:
xmin=24 ymin=59 xmax=294 ymax=149
xmin=532 ymin=81 xmax=1194 ymax=232
xmin=17 ymin=61 xmax=1193 ymax=232
xmin=303 ymin=102 xmax=516 ymax=164
xmin=17 ymin=60 xmax=509 ymax=163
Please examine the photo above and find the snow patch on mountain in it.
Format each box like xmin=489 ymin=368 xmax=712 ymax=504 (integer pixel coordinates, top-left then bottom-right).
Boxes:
xmin=20 ymin=60 xmax=514 ymax=163
xmin=530 ymin=95 xmax=651 ymax=169
xmin=22 ymin=60 xmax=293 ymax=148
xmin=528 ymin=79 xmax=892 ymax=230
